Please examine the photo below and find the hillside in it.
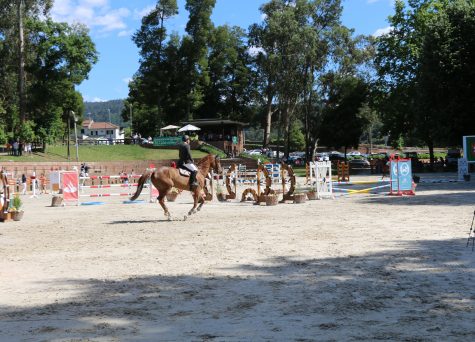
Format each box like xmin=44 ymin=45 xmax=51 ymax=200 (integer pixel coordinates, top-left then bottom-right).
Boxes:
xmin=84 ymin=99 xmax=127 ymax=127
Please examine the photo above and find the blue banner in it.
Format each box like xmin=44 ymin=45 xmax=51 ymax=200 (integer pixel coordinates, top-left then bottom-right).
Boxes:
xmin=390 ymin=160 xmax=412 ymax=192
xmin=398 ymin=160 xmax=413 ymax=191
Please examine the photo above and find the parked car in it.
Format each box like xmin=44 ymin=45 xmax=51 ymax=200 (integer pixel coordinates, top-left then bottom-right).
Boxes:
xmin=328 ymin=152 xmax=346 ymax=162
xmin=348 ymin=158 xmax=370 ymax=168
xmin=347 ymin=151 xmax=362 ymax=156
xmin=446 ymin=148 xmax=461 ymax=166
xmin=246 ymin=149 xmax=262 ymax=156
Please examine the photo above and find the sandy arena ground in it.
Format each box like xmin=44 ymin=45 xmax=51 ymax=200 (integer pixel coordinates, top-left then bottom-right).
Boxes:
xmin=1 ymin=174 xmax=475 ymax=341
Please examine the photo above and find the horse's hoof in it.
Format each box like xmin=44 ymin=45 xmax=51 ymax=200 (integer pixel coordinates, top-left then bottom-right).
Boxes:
xmin=183 ymin=215 xmax=188 ymax=221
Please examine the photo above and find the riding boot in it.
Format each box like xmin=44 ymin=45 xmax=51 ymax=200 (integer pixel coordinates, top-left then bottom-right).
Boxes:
xmin=189 ymin=171 xmax=199 ymax=190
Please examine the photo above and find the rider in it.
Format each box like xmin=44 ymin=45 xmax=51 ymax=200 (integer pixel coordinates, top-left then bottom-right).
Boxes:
xmin=178 ymin=135 xmax=199 ymax=190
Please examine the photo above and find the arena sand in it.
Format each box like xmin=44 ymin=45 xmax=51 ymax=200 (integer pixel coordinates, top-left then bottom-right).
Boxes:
xmin=1 ymin=175 xmax=475 ymax=341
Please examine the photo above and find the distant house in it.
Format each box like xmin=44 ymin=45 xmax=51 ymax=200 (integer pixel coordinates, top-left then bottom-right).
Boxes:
xmin=80 ymin=119 xmax=124 ymax=141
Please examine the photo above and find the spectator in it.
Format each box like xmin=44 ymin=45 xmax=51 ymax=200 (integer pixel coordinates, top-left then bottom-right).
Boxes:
xmin=21 ymin=174 xmax=27 ymax=195
xmin=18 ymin=141 xmax=23 ymax=156
xmin=13 ymin=140 xmax=19 ymax=156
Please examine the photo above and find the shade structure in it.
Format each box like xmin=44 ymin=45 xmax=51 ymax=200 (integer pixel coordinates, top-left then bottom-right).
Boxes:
xmin=160 ymin=125 xmax=180 ymax=136
xmin=161 ymin=125 xmax=180 ymax=130
xmin=178 ymin=124 xmax=201 ymax=132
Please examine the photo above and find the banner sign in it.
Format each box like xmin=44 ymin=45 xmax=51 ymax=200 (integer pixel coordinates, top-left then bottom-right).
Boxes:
xmin=62 ymin=171 xmax=79 ymax=203
xmin=463 ymin=136 xmax=475 ymax=163
xmin=50 ymin=171 xmax=60 ymax=192
xmin=397 ymin=160 xmax=413 ymax=191
xmin=390 ymin=159 xmax=413 ymax=193
xmin=153 ymin=137 xmax=181 ymax=147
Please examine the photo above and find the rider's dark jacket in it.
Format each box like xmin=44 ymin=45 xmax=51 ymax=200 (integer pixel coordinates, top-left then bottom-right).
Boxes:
xmin=178 ymin=142 xmax=194 ymax=167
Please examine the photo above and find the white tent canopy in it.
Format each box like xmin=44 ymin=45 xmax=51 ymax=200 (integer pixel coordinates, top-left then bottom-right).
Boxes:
xmin=161 ymin=125 xmax=180 ymax=130
xmin=160 ymin=125 xmax=180 ymax=136
xmin=178 ymin=124 xmax=201 ymax=132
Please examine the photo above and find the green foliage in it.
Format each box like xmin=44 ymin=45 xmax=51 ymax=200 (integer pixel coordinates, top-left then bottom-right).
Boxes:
xmin=289 ymin=121 xmax=305 ymax=151
xmin=199 ymin=143 xmax=226 ymax=158
xmin=11 ymin=193 xmax=23 ymax=211
xmin=85 ymin=100 xmax=125 ymax=126
xmin=320 ymin=76 xmax=370 ymax=151
xmin=374 ymin=0 xmax=475 ymax=163
xmin=0 ymin=8 xmax=97 ymax=144
xmin=18 ymin=120 xmax=36 ymax=142
xmin=240 ymin=152 xmax=270 ymax=164
xmin=0 ymin=125 xmax=7 ymax=144
xmin=392 ymin=135 xmax=405 ymax=150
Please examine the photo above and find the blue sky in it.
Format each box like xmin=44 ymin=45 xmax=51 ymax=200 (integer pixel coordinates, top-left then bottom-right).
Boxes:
xmin=51 ymin=0 xmax=396 ymax=102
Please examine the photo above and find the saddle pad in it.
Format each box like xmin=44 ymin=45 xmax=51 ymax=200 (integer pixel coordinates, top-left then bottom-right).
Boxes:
xmin=179 ymin=168 xmax=191 ymax=177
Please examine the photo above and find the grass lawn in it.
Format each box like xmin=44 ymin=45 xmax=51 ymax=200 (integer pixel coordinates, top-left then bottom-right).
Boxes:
xmin=0 ymin=145 xmax=207 ymax=162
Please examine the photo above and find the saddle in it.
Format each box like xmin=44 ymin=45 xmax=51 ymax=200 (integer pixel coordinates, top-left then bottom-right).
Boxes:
xmin=178 ymin=168 xmax=191 ymax=177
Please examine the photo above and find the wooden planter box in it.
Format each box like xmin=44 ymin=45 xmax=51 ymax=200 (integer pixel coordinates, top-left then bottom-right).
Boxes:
xmin=265 ymin=195 xmax=279 ymax=206
xmin=293 ymin=193 xmax=307 ymax=204
xmin=51 ymin=196 xmax=63 ymax=207
xmin=307 ymin=192 xmax=317 ymax=200
xmin=166 ymin=192 xmax=179 ymax=202
xmin=11 ymin=211 xmax=24 ymax=221
xmin=217 ymin=193 xmax=227 ymax=202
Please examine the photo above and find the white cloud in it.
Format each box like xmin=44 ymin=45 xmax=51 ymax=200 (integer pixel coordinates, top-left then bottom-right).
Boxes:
xmin=52 ymin=0 xmax=130 ymax=33
xmin=122 ymin=77 xmax=132 ymax=84
xmin=92 ymin=97 xmax=107 ymax=102
xmin=118 ymin=30 xmax=133 ymax=37
xmin=373 ymin=26 xmax=393 ymax=37
xmin=134 ymin=4 xmax=155 ymax=19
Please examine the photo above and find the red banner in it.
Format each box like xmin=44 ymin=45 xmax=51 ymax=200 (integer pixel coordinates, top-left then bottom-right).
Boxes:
xmin=62 ymin=171 xmax=79 ymax=202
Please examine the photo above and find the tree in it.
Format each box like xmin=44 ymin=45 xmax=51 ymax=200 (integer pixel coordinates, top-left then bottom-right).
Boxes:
xmin=319 ymin=76 xmax=370 ymax=156
xmin=0 ymin=0 xmax=53 ymax=123
xmin=198 ymin=25 xmax=254 ymax=121
xmin=374 ymin=0 xmax=475 ymax=165
xmin=181 ymin=0 xmax=216 ymax=119
xmin=27 ymin=19 xmax=97 ymax=143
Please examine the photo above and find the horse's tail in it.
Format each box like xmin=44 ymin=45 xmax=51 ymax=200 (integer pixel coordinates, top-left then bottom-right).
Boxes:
xmin=130 ymin=170 xmax=152 ymax=201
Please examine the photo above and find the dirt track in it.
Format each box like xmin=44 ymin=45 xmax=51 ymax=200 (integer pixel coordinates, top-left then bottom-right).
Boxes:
xmin=1 ymin=176 xmax=475 ymax=341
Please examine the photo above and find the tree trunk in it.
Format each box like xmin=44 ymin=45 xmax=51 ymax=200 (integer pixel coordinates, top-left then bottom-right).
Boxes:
xmin=428 ymin=139 xmax=435 ymax=171
xmin=18 ymin=0 xmax=26 ymax=123
xmin=282 ymin=103 xmax=290 ymax=158
xmin=312 ymin=139 xmax=319 ymax=163
xmin=262 ymin=93 xmax=273 ymax=147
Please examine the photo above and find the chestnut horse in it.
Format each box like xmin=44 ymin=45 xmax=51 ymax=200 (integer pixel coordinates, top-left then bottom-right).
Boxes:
xmin=130 ymin=154 xmax=222 ymax=218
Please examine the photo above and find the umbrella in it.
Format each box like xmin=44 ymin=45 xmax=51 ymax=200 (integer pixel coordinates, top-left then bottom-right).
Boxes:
xmin=178 ymin=124 xmax=201 ymax=132
xmin=160 ymin=125 xmax=180 ymax=136
xmin=161 ymin=125 xmax=180 ymax=130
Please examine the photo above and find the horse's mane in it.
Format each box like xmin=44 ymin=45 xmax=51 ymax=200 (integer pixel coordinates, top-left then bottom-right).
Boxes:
xmin=197 ymin=154 xmax=215 ymax=166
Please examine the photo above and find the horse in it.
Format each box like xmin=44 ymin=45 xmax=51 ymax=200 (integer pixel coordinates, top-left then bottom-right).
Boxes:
xmin=130 ymin=154 xmax=222 ymax=219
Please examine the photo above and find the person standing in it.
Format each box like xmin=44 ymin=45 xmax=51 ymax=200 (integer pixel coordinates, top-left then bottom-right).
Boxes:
xmin=21 ymin=174 xmax=27 ymax=195
xmin=178 ymin=135 xmax=198 ymax=190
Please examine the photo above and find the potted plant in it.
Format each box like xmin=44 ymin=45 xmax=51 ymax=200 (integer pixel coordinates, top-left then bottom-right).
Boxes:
xmin=166 ymin=187 xmax=180 ymax=202
xmin=10 ymin=193 xmax=24 ymax=221
xmin=293 ymin=192 xmax=307 ymax=204
xmin=264 ymin=193 xmax=279 ymax=206
xmin=307 ymin=189 xmax=317 ymax=200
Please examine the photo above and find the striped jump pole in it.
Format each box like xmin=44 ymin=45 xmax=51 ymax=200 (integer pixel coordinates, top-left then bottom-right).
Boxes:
xmin=334 ymin=184 xmax=390 ymax=195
